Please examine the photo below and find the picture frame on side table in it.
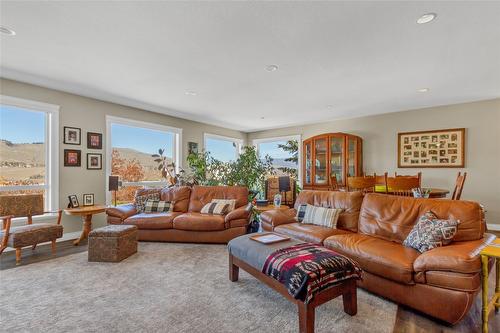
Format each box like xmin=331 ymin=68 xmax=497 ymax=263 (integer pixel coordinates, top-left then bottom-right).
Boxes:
xmin=87 ymin=153 xmax=102 ymax=170
xmin=398 ymin=128 xmax=465 ymax=168
xmin=68 ymin=195 xmax=80 ymax=208
xmin=63 ymin=126 xmax=81 ymax=145
xmin=83 ymin=193 xmax=95 ymax=206
xmin=87 ymin=132 xmax=103 ymax=149
xmin=64 ymin=149 xmax=81 ymax=167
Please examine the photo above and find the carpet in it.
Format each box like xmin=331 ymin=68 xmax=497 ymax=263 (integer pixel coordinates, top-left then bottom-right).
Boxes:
xmin=0 ymin=242 xmax=397 ymax=332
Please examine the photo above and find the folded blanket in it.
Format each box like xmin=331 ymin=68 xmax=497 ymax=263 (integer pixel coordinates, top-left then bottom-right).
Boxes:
xmin=262 ymin=243 xmax=362 ymax=303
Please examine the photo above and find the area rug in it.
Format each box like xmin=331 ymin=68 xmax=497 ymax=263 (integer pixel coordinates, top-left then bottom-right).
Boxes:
xmin=0 ymin=242 xmax=397 ymax=332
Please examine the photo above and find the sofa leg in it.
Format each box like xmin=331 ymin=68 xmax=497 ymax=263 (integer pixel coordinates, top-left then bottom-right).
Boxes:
xmin=15 ymin=248 xmax=22 ymax=265
xmin=51 ymin=240 xmax=57 ymax=255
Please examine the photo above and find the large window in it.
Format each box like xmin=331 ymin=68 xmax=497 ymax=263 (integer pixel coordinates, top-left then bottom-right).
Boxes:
xmin=203 ymin=133 xmax=242 ymax=162
xmin=0 ymin=95 xmax=59 ymax=217
xmin=253 ymin=135 xmax=301 ymax=180
xmin=106 ymin=116 xmax=182 ymax=204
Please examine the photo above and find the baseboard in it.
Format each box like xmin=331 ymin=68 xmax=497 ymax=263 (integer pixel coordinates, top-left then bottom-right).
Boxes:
xmin=3 ymin=231 xmax=82 ymax=253
xmin=487 ymin=224 xmax=500 ymax=231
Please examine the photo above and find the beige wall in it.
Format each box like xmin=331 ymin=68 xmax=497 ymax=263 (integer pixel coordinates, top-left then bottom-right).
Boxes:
xmin=249 ymin=99 xmax=500 ymax=226
xmin=0 ymin=78 xmax=247 ymax=232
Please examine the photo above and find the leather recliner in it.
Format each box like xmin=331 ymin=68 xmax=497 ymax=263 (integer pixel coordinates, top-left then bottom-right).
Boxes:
xmin=106 ymin=185 xmax=252 ymax=243
xmin=260 ymin=191 xmax=495 ymax=324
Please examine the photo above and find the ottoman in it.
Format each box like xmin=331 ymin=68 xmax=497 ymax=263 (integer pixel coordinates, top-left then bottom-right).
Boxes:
xmin=88 ymin=225 xmax=138 ymax=262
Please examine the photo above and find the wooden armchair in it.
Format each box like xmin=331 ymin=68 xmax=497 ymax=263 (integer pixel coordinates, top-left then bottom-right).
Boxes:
xmin=0 ymin=194 xmax=63 ymax=265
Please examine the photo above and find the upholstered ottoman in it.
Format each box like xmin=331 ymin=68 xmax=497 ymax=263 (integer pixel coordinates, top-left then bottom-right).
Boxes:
xmin=88 ymin=225 xmax=138 ymax=262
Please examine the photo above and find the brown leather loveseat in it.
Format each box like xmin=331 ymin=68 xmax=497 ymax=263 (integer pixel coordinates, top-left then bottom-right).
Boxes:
xmin=106 ymin=185 xmax=251 ymax=243
xmin=261 ymin=191 xmax=495 ymax=324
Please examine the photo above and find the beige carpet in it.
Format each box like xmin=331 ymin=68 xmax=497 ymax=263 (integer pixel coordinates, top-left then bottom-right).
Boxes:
xmin=0 ymin=242 xmax=397 ymax=332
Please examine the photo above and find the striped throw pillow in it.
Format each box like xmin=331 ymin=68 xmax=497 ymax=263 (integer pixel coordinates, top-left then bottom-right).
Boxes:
xmin=211 ymin=199 xmax=236 ymax=212
xmin=296 ymin=204 xmax=308 ymax=222
xmin=301 ymin=204 xmax=342 ymax=228
xmin=143 ymin=200 xmax=174 ymax=213
xmin=200 ymin=202 xmax=230 ymax=215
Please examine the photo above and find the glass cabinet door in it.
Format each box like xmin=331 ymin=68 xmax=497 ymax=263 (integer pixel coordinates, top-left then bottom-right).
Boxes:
xmin=304 ymin=141 xmax=312 ymax=184
xmin=314 ymin=137 xmax=328 ymax=185
xmin=330 ymin=136 xmax=345 ymax=184
xmin=347 ymin=137 xmax=357 ymax=177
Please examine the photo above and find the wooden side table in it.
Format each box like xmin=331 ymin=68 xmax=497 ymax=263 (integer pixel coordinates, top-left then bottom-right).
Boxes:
xmin=480 ymin=238 xmax=500 ymax=333
xmin=64 ymin=205 xmax=107 ymax=246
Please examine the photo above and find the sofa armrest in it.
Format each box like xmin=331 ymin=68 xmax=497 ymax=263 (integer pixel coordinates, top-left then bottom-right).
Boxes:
xmin=225 ymin=203 xmax=252 ymax=223
xmin=260 ymin=208 xmax=297 ymax=230
xmin=105 ymin=204 xmax=138 ymax=221
xmin=413 ymin=233 xmax=496 ymax=274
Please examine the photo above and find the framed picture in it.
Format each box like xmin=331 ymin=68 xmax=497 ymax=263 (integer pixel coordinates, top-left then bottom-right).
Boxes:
xmin=68 ymin=195 xmax=79 ymax=208
xmin=87 ymin=153 xmax=102 ymax=170
xmin=64 ymin=126 xmax=81 ymax=145
xmin=87 ymin=132 xmax=102 ymax=149
xmin=83 ymin=193 xmax=94 ymax=206
xmin=64 ymin=149 xmax=81 ymax=167
xmin=188 ymin=141 xmax=198 ymax=155
xmin=398 ymin=128 xmax=465 ymax=168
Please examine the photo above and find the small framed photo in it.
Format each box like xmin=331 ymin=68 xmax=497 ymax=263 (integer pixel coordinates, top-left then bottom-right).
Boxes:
xmin=87 ymin=153 xmax=102 ymax=170
xmin=68 ymin=195 xmax=79 ymax=208
xmin=64 ymin=126 xmax=81 ymax=145
xmin=83 ymin=193 xmax=95 ymax=206
xmin=87 ymin=132 xmax=102 ymax=149
xmin=64 ymin=149 xmax=81 ymax=167
xmin=188 ymin=141 xmax=199 ymax=155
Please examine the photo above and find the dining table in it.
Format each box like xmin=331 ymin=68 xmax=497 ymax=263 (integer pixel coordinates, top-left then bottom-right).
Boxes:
xmin=374 ymin=186 xmax=450 ymax=198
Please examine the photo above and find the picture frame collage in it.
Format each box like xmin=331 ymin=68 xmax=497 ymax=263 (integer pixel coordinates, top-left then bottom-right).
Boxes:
xmin=398 ymin=128 xmax=465 ymax=168
xmin=63 ymin=126 xmax=103 ymax=169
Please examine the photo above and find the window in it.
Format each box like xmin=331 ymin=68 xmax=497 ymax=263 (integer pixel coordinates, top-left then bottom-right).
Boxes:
xmin=203 ymin=133 xmax=243 ymax=162
xmin=0 ymin=95 xmax=59 ymax=218
xmin=253 ymin=135 xmax=301 ymax=181
xmin=106 ymin=116 xmax=182 ymax=204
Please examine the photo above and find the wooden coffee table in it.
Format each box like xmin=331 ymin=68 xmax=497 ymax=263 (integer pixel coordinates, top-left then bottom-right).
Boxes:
xmin=64 ymin=205 xmax=107 ymax=245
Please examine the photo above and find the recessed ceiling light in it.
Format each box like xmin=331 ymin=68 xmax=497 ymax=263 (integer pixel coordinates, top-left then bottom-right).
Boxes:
xmin=260 ymin=116 xmax=265 ymax=119
xmin=326 ymin=105 xmax=334 ymax=109
xmin=265 ymin=65 xmax=278 ymax=72
xmin=0 ymin=26 xmax=16 ymax=36
xmin=184 ymin=90 xmax=197 ymax=96
xmin=417 ymin=13 xmax=437 ymax=24
xmin=417 ymin=88 xmax=430 ymax=93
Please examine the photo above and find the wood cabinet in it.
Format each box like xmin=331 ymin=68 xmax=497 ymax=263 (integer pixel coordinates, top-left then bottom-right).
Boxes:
xmin=302 ymin=133 xmax=363 ymax=190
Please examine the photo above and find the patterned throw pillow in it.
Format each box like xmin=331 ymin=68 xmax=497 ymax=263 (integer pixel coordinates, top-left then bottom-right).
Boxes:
xmin=403 ymin=211 xmax=459 ymax=253
xmin=210 ymin=199 xmax=236 ymax=212
xmin=135 ymin=191 xmax=160 ymax=212
xmin=297 ymin=204 xmax=342 ymax=228
xmin=200 ymin=202 xmax=230 ymax=215
xmin=296 ymin=204 xmax=308 ymax=222
xmin=143 ymin=200 xmax=174 ymax=213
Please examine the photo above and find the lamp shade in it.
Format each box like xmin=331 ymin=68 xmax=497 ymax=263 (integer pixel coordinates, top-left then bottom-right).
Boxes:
xmin=108 ymin=175 xmax=119 ymax=191
xmin=278 ymin=176 xmax=291 ymax=192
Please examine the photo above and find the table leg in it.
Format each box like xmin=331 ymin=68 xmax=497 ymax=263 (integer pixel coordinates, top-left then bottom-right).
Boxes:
xmin=482 ymin=255 xmax=489 ymax=333
xmin=298 ymin=302 xmax=315 ymax=333
xmin=229 ymin=254 xmax=239 ymax=282
xmin=342 ymin=280 xmax=357 ymax=316
xmin=73 ymin=214 xmax=92 ymax=246
xmin=496 ymin=258 xmax=499 ymax=313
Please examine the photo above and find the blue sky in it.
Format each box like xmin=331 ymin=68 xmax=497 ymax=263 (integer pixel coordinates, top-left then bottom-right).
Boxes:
xmin=258 ymin=140 xmax=290 ymax=159
xmin=205 ymin=137 xmax=237 ymax=162
xmin=111 ymin=123 xmax=174 ymax=156
xmin=0 ymin=106 xmax=45 ymax=143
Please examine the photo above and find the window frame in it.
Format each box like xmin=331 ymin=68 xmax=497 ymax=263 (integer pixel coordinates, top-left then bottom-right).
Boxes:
xmin=203 ymin=133 xmax=243 ymax=162
xmin=252 ymin=134 xmax=302 ymax=186
xmin=105 ymin=115 xmax=182 ymax=205
xmin=0 ymin=95 xmax=60 ymax=223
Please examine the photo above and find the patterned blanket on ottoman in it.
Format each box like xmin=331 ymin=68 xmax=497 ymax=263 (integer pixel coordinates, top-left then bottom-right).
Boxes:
xmin=262 ymin=243 xmax=362 ymax=303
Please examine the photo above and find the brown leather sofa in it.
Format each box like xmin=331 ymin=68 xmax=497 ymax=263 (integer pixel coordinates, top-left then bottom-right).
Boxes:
xmin=261 ymin=191 xmax=495 ymax=324
xmin=106 ymin=185 xmax=252 ymax=243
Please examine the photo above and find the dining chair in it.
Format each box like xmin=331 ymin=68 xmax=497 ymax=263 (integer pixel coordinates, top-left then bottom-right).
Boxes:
xmin=329 ymin=175 xmax=339 ymax=191
xmin=385 ymin=175 xmax=420 ymax=197
xmin=347 ymin=174 xmax=377 ymax=194
xmin=451 ymin=172 xmax=467 ymax=200
xmin=394 ymin=172 xmax=422 ymax=187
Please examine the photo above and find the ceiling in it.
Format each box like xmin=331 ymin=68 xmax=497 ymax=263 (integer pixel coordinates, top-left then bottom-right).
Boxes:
xmin=1 ymin=1 xmax=499 ymax=132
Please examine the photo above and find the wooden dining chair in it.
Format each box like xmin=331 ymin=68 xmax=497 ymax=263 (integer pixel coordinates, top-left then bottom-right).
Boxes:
xmin=347 ymin=174 xmax=377 ymax=194
xmin=329 ymin=175 xmax=339 ymax=191
xmin=394 ymin=172 xmax=422 ymax=187
xmin=451 ymin=172 xmax=467 ymax=200
xmin=385 ymin=175 xmax=420 ymax=197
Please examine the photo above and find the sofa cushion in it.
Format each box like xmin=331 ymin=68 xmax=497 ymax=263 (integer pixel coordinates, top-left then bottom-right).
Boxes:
xmin=134 ymin=189 xmax=161 ymax=212
xmin=173 ymin=213 xmax=226 ymax=231
xmin=274 ymin=223 xmax=351 ymax=244
xmin=324 ymin=233 xmax=420 ymax=284
xmin=124 ymin=212 xmax=181 ymax=230
xmin=160 ymin=186 xmax=191 ymax=212
xmin=188 ymin=186 xmax=248 ymax=213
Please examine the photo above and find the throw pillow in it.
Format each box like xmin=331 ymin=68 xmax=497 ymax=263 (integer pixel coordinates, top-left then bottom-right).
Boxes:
xmin=135 ymin=191 xmax=161 ymax=212
xmin=300 ymin=204 xmax=342 ymax=228
xmin=296 ymin=204 xmax=308 ymax=222
xmin=210 ymin=199 xmax=236 ymax=212
xmin=403 ymin=211 xmax=459 ymax=253
xmin=200 ymin=202 xmax=231 ymax=215
xmin=143 ymin=200 xmax=174 ymax=213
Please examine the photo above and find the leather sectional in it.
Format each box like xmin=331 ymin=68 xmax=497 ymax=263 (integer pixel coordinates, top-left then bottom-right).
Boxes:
xmin=260 ymin=190 xmax=495 ymax=324
xmin=106 ymin=185 xmax=252 ymax=243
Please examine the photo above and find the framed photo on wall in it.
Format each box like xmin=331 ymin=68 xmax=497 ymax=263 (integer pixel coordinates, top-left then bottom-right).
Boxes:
xmin=87 ymin=153 xmax=102 ymax=170
xmin=188 ymin=141 xmax=198 ymax=155
xmin=398 ymin=128 xmax=465 ymax=168
xmin=64 ymin=149 xmax=81 ymax=167
xmin=87 ymin=132 xmax=102 ymax=149
xmin=63 ymin=126 xmax=81 ymax=145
